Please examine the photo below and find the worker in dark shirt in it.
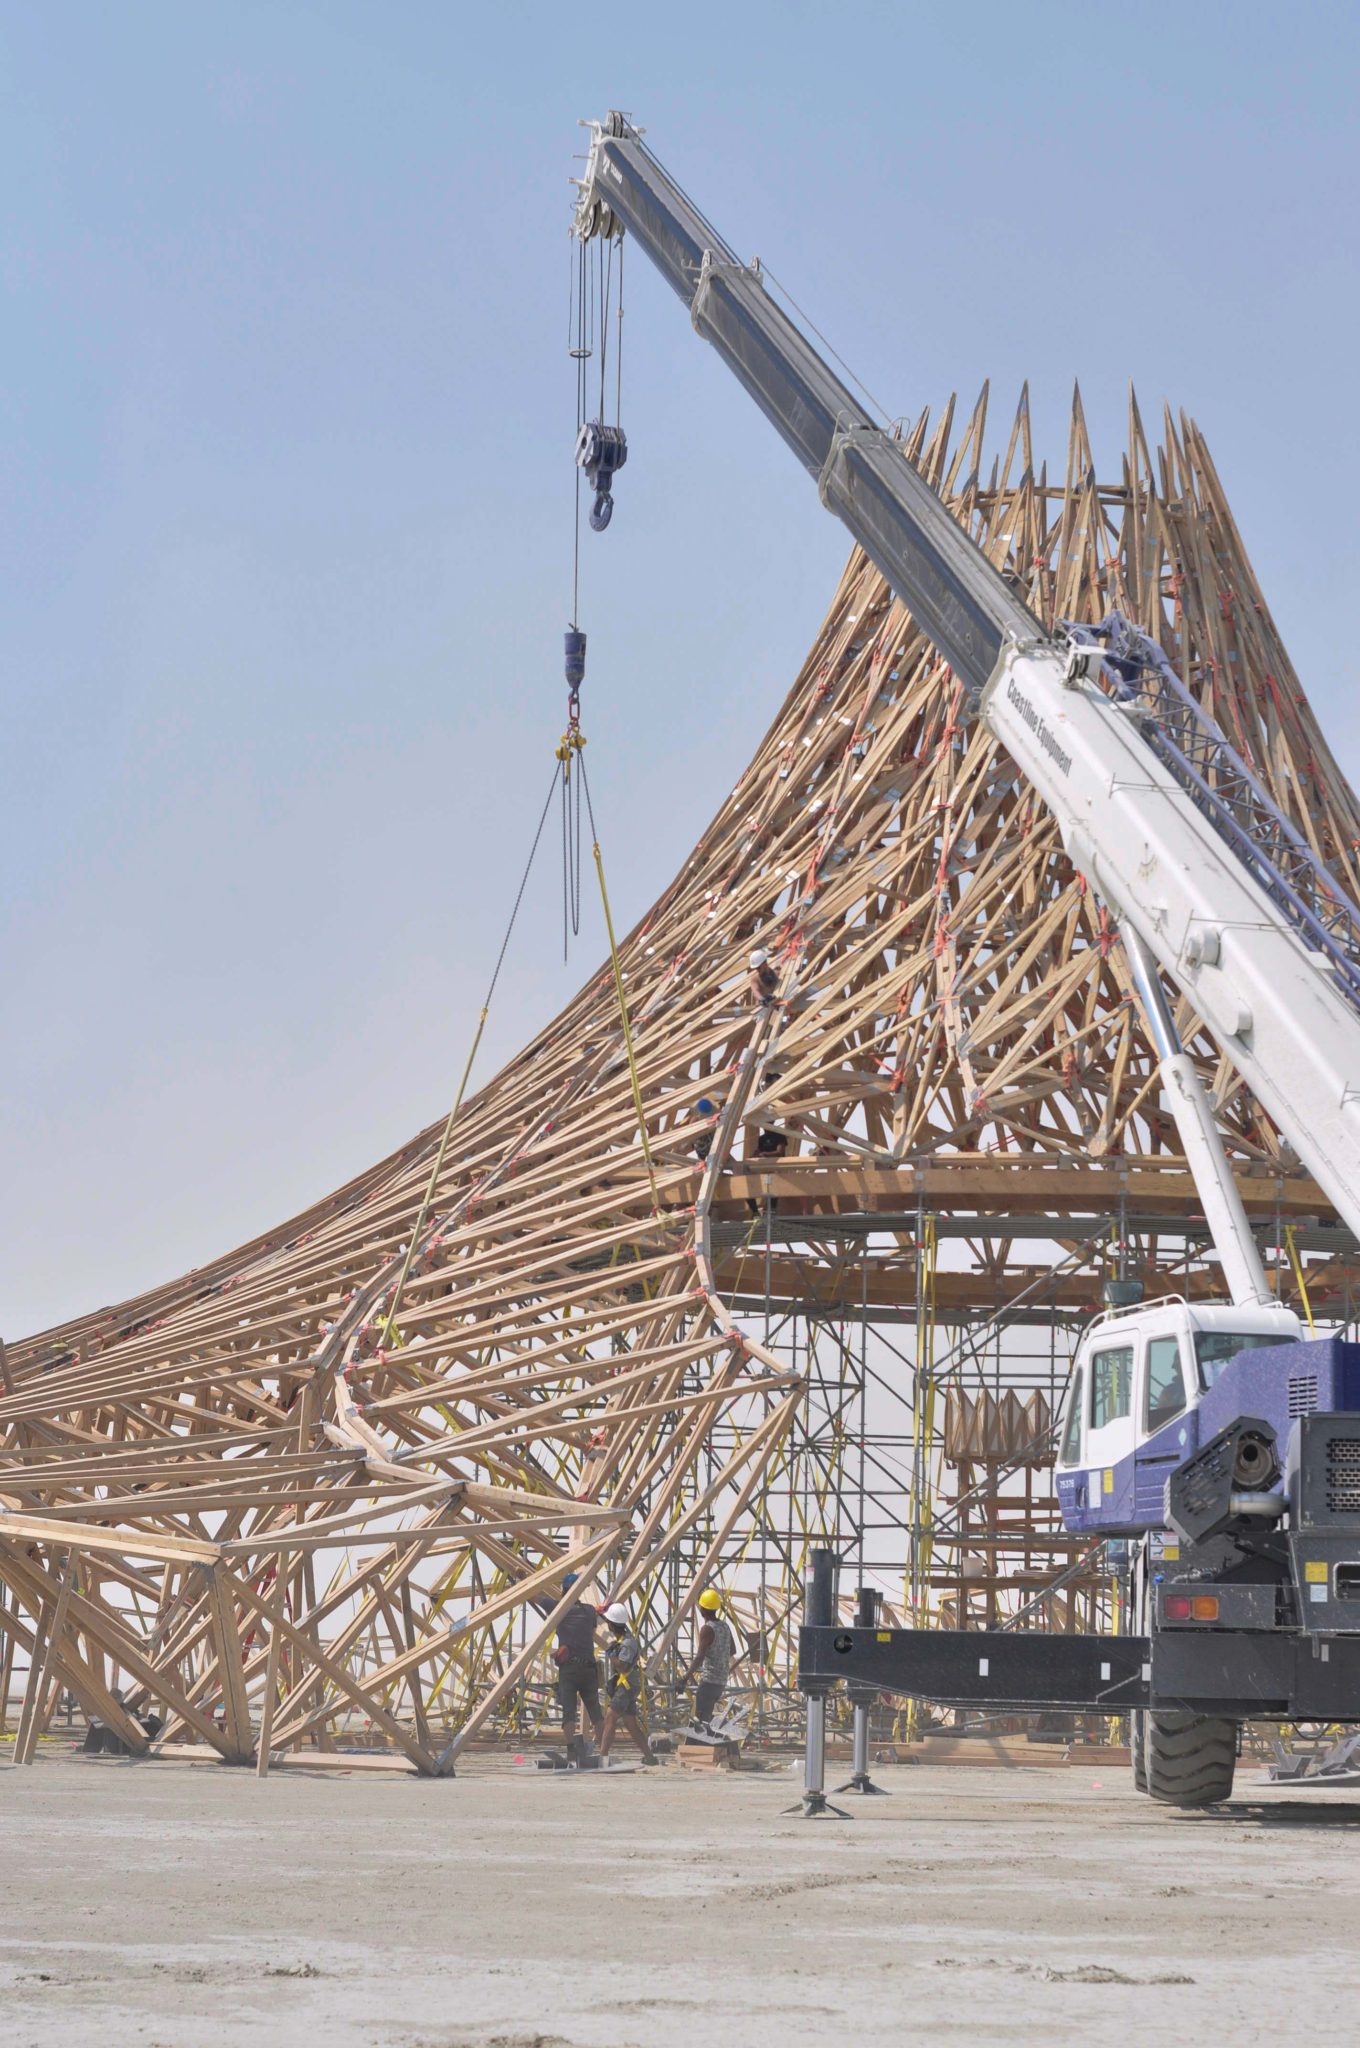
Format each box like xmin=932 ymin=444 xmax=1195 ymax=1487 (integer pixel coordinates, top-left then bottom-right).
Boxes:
xmin=693 ymin=1097 xmax=719 ymax=1161
xmin=747 ymin=1071 xmax=789 ymax=1216
xmin=747 ymin=948 xmax=778 ymax=1007
xmin=754 ymin=1069 xmax=790 ymax=1160
xmin=541 ymin=1571 xmax=604 ymax=1763
xmin=599 ymin=1601 xmax=659 ymax=1766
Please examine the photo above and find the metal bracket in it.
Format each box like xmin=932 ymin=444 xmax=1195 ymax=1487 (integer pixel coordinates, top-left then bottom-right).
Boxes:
xmin=691 ymin=249 xmax=764 ymax=336
xmin=816 ymin=422 xmax=889 ymax=515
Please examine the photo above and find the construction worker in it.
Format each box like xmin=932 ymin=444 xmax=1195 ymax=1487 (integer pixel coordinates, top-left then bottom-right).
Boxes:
xmin=680 ymin=1588 xmax=741 ymax=1736
xmin=754 ymin=1070 xmax=789 ymax=1160
xmin=745 ymin=1071 xmax=789 ymax=1217
xmin=693 ymin=1097 xmax=719 ymax=1161
xmin=598 ymin=1601 xmax=659 ymax=1766
xmin=546 ymin=1571 xmax=604 ymax=1762
xmin=747 ymin=947 xmax=778 ymax=1007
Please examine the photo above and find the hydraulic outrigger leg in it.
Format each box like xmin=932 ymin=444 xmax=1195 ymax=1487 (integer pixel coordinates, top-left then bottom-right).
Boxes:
xmin=836 ymin=1585 xmax=890 ymax=1796
xmin=786 ymin=1548 xmax=851 ymax=1820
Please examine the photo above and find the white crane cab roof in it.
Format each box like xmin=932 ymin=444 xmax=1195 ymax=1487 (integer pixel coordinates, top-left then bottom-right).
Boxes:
xmin=1056 ymin=1295 xmax=1305 ymax=1534
xmin=1079 ymin=1294 xmax=1303 ymax=1357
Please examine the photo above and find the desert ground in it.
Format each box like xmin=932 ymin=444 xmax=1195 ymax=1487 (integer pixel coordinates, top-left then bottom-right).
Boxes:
xmin=5 ymin=1749 xmax=1359 ymax=2046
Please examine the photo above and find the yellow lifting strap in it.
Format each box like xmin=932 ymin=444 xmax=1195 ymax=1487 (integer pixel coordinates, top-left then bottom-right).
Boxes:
xmin=560 ymin=723 xmax=662 ymax=1218
xmin=1284 ymin=1222 xmax=1316 ymax=1334
xmin=590 ymin=826 xmax=662 ymax=1218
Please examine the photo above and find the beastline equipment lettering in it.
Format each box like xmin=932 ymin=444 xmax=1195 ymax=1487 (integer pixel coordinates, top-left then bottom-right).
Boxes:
xmin=1006 ymin=678 xmax=1073 ymax=777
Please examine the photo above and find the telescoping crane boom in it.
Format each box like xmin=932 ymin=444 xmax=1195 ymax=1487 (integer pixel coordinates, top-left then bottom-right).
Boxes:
xmin=572 ymin=114 xmax=1360 ymax=1274
xmin=572 ymin=114 xmax=1360 ymax=1808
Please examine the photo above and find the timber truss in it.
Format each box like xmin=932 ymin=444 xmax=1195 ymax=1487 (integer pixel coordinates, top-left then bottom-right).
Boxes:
xmin=4 ymin=389 xmax=1357 ymax=1770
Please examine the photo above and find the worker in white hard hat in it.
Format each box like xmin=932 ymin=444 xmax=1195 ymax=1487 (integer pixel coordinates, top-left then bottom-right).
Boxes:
xmin=747 ymin=947 xmax=778 ymax=1008
xmin=598 ymin=1601 xmax=659 ymax=1765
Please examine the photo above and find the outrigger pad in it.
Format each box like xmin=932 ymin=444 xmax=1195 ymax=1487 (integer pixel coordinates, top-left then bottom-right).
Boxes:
xmin=531 ymin=1740 xmax=609 ymax=1772
xmin=523 ymin=1748 xmax=634 ymax=1775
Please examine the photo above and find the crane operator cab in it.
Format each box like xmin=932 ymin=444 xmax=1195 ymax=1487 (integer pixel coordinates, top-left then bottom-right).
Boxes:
xmin=1055 ymin=1297 xmax=1305 ymax=1536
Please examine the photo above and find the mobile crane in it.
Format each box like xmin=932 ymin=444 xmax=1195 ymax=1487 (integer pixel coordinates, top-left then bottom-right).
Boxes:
xmin=570 ymin=114 xmax=1360 ymax=1806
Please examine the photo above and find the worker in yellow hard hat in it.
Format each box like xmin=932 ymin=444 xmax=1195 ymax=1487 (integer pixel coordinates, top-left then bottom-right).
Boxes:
xmin=679 ymin=1588 xmax=742 ymax=1739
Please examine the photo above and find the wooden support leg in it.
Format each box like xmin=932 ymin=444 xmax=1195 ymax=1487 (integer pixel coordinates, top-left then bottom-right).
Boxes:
xmin=255 ymin=1620 xmax=283 ymax=1779
xmin=204 ymin=1567 xmax=255 ymax=1764
xmin=399 ymin=1582 xmax=431 ymax=1754
xmin=13 ymin=1550 xmax=76 ymax=1768
xmin=0 ymin=1592 xmax=17 ymax=1737
xmin=301 ymin=1555 xmax=335 ymax=1753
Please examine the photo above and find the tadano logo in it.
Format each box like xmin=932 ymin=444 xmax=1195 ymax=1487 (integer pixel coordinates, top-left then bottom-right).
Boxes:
xmin=1006 ymin=677 xmax=1073 ymax=777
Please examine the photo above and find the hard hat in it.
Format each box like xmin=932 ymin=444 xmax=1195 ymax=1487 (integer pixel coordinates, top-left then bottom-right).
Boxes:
xmin=698 ymin=1588 xmax=722 ymax=1612
xmin=604 ymin=1602 xmax=629 ymax=1625
xmin=697 ymin=1097 xmax=716 ymax=1116
xmin=562 ymin=1572 xmax=579 ymax=1590
xmin=749 ymin=949 xmax=769 ymax=968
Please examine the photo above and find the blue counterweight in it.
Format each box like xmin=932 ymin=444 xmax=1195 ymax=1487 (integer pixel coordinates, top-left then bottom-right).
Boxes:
xmin=564 ymin=628 xmax=587 ymax=692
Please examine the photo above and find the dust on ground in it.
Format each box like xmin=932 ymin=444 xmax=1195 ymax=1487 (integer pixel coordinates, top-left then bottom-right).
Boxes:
xmin=4 ymin=1750 xmax=1357 ymax=2046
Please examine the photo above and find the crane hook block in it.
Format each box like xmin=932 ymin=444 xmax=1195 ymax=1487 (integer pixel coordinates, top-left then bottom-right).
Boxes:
xmin=575 ymin=420 xmax=628 ymax=532
xmin=564 ymin=628 xmax=587 ymax=692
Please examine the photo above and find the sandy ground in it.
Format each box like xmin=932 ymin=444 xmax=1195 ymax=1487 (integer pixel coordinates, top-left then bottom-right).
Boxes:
xmin=4 ymin=1747 xmax=1359 ymax=2047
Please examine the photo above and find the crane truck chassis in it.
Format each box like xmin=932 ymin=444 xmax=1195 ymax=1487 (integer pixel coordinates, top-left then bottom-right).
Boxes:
xmin=799 ymin=1381 xmax=1360 ymax=1806
xmin=570 ymin=113 xmax=1360 ymax=1805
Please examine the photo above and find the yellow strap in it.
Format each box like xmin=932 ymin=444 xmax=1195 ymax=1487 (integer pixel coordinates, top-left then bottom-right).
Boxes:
xmin=1284 ymin=1222 xmax=1316 ymax=1334
xmin=591 ymin=834 xmax=662 ymax=1217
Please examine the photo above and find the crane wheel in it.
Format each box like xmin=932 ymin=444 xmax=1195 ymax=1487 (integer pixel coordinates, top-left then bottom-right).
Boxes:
xmin=1130 ymin=1710 xmax=1148 ymax=1793
xmin=1145 ymin=1710 xmax=1237 ymax=1806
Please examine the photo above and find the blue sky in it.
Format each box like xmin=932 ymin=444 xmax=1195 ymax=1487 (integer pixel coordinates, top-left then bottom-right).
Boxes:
xmin=5 ymin=0 xmax=1357 ymax=1333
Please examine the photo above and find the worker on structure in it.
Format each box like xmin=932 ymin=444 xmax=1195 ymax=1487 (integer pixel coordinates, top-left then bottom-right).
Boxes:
xmin=546 ymin=1571 xmax=604 ymax=1763
xmin=754 ymin=1071 xmax=789 ymax=1161
xmin=745 ymin=1072 xmax=789 ymax=1218
xmin=680 ymin=1588 xmax=741 ymax=1736
xmin=598 ymin=1601 xmax=659 ymax=1766
xmin=747 ymin=948 xmax=778 ymax=1007
xmin=693 ymin=1097 xmax=719 ymax=1162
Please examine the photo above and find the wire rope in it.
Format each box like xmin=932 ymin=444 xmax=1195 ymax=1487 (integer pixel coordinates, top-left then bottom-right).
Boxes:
xmin=379 ymin=762 xmax=561 ymax=1344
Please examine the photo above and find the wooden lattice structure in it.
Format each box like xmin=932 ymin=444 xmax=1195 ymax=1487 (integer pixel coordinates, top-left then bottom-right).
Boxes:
xmin=4 ymin=388 xmax=1357 ymax=1769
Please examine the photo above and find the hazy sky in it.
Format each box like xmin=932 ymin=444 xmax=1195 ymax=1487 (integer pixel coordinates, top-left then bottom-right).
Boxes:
xmin=5 ymin=0 xmax=1358 ymax=1335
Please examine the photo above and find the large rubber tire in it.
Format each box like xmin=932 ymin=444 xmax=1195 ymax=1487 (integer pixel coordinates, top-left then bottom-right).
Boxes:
xmin=1145 ymin=1710 xmax=1237 ymax=1807
xmin=1130 ymin=1710 xmax=1148 ymax=1794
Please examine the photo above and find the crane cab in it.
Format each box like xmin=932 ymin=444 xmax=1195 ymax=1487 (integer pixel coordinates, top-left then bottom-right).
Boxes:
xmin=1054 ymin=1296 xmax=1304 ymax=1535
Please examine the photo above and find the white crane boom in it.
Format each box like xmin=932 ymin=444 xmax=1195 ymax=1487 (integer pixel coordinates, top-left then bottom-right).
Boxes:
xmin=573 ymin=113 xmax=1360 ymax=1279
xmin=983 ymin=636 xmax=1360 ymax=1255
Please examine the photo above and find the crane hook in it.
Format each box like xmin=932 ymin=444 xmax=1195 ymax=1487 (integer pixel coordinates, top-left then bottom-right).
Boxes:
xmin=575 ymin=420 xmax=628 ymax=532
